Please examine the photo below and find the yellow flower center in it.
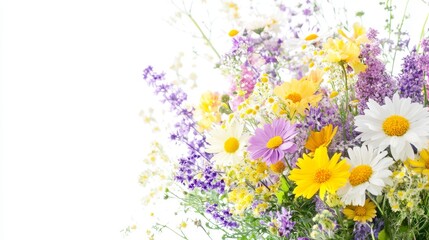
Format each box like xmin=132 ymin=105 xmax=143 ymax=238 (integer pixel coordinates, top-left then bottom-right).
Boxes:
xmin=314 ymin=169 xmax=332 ymax=183
xmin=354 ymin=206 xmax=367 ymax=216
xmin=285 ymin=93 xmax=302 ymax=103
xmin=266 ymin=136 xmax=283 ymax=149
xmin=382 ymin=115 xmax=410 ymax=136
xmin=224 ymin=137 xmax=240 ymax=153
xmin=349 ymin=165 xmax=373 ymax=186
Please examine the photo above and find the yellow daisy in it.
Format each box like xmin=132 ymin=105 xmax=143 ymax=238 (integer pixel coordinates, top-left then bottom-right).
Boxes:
xmin=288 ymin=147 xmax=350 ymax=200
xmin=273 ymin=78 xmax=322 ymax=116
xmin=343 ymin=199 xmax=377 ymax=223
xmin=338 ymin=22 xmax=369 ymax=45
xmin=305 ymin=124 xmax=338 ymax=153
xmin=323 ymin=38 xmax=367 ymax=73
xmin=405 ymin=147 xmax=429 ymax=176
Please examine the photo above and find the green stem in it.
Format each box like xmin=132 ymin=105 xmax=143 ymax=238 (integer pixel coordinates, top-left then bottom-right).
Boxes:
xmin=423 ymin=73 xmax=428 ymax=107
xmin=369 ymin=223 xmax=376 ymax=240
xmin=417 ymin=13 xmax=429 ymax=52
xmin=340 ymin=63 xmax=349 ymax=143
xmin=186 ymin=13 xmax=221 ymax=59
xmin=390 ymin=0 xmax=410 ymax=75
xmin=156 ymin=223 xmax=189 ymax=239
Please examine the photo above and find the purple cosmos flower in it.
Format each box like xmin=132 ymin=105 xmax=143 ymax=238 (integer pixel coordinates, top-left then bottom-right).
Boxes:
xmin=248 ymin=119 xmax=297 ymax=165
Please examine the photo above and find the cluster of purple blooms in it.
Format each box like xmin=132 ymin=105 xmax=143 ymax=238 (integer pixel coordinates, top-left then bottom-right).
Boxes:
xmin=275 ymin=207 xmax=296 ymax=237
xmin=356 ymin=28 xmax=396 ymax=114
xmin=397 ymin=38 xmax=429 ymax=104
xmin=205 ymin=203 xmax=239 ymax=229
xmin=143 ymin=66 xmax=238 ymax=227
xmin=353 ymin=218 xmax=384 ymax=240
xmin=143 ymin=66 xmax=224 ymax=194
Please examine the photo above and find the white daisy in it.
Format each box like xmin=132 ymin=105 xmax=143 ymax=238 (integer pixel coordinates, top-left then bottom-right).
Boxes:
xmin=338 ymin=146 xmax=394 ymax=206
xmin=355 ymin=93 xmax=429 ymax=161
xmin=205 ymin=121 xmax=249 ymax=166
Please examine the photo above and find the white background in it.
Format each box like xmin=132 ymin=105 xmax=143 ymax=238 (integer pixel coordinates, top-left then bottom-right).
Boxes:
xmin=1 ymin=0 xmax=428 ymax=240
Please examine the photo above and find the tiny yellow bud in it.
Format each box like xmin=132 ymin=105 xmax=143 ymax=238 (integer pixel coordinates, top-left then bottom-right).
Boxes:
xmin=246 ymin=108 xmax=253 ymax=114
xmin=254 ymin=105 xmax=260 ymax=110
xmin=309 ymin=61 xmax=315 ymax=68
xmin=228 ymin=113 xmax=234 ymax=121
xmin=329 ymin=91 xmax=338 ymax=98
xmin=261 ymin=75 xmax=269 ymax=83
xmin=318 ymin=50 xmax=324 ymax=55
xmin=301 ymin=44 xmax=307 ymax=50
xmin=237 ymin=90 xmax=246 ymax=96
xmin=323 ymin=66 xmax=330 ymax=72
xmin=228 ymin=29 xmax=239 ymax=37
xmin=268 ymin=97 xmax=275 ymax=103
xmin=305 ymin=33 xmax=319 ymax=41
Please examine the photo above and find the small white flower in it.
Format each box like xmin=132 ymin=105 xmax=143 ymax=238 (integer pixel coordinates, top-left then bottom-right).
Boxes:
xmin=355 ymin=93 xmax=429 ymax=161
xmin=338 ymin=146 xmax=394 ymax=206
xmin=205 ymin=121 xmax=249 ymax=166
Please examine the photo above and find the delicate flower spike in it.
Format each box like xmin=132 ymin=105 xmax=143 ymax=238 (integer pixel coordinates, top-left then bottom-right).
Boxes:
xmin=248 ymin=118 xmax=298 ymax=165
xmin=343 ymin=199 xmax=377 ymax=223
xmin=355 ymin=93 xmax=429 ymax=161
xmin=338 ymin=146 xmax=394 ymax=206
xmin=206 ymin=121 xmax=249 ymax=166
xmin=289 ymin=147 xmax=350 ymax=200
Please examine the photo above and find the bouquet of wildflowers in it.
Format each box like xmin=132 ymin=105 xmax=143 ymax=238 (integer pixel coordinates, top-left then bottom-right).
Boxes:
xmin=137 ymin=1 xmax=429 ymax=239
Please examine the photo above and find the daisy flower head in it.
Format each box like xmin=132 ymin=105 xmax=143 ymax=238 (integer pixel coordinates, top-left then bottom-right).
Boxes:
xmin=305 ymin=124 xmax=338 ymax=153
xmin=273 ymin=78 xmax=322 ymax=117
xmin=343 ymin=199 xmax=377 ymax=223
xmin=355 ymin=93 xmax=429 ymax=161
xmin=205 ymin=121 xmax=249 ymax=166
xmin=288 ymin=147 xmax=350 ymax=200
xmin=247 ymin=118 xmax=297 ymax=165
xmin=338 ymin=146 xmax=394 ymax=206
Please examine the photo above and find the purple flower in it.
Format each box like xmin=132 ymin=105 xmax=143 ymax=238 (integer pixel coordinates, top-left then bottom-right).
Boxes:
xmin=353 ymin=218 xmax=384 ymax=240
xmin=205 ymin=203 xmax=239 ymax=229
xmin=275 ymin=207 xmax=295 ymax=237
xmin=397 ymin=48 xmax=425 ymax=104
xmin=356 ymin=28 xmax=396 ymax=113
xmin=143 ymin=66 xmax=225 ymax=193
xmin=248 ymin=119 xmax=297 ymax=165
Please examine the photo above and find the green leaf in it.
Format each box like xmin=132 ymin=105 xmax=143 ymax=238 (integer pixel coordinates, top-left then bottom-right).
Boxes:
xmin=280 ymin=176 xmax=289 ymax=192
xmin=378 ymin=229 xmax=388 ymax=240
xmin=356 ymin=11 xmax=365 ymax=17
xmin=275 ymin=191 xmax=284 ymax=204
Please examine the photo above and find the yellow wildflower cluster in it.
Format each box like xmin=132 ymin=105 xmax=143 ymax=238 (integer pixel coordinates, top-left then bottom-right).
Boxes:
xmin=236 ymin=74 xmax=277 ymax=120
xmin=196 ymin=91 xmax=222 ymax=131
xmin=228 ymin=187 xmax=254 ymax=215
xmin=386 ymin=164 xmax=428 ymax=215
xmin=225 ymin=158 xmax=269 ymax=186
xmin=225 ymin=158 xmax=281 ymax=216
